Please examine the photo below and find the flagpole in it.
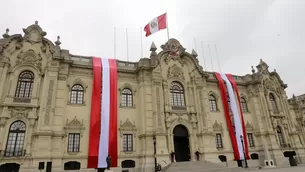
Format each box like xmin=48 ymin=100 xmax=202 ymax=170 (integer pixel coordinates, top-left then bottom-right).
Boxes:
xmin=140 ymin=27 xmax=143 ymax=58
xmin=215 ymin=44 xmax=222 ymax=73
xmin=114 ymin=27 xmax=116 ymax=59
xmin=166 ymin=11 xmax=170 ymax=40
xmin=208 ymin=44 xmax=215 ymax=71
xmin=200 ymin=41 xmax=207 ymax=71
xmin=126 ymin=28 xmax=129 ymax=61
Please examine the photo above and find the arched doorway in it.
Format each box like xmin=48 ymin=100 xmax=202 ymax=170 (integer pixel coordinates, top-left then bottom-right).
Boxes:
xmin=173 ymin=125 xmax=190 ymax=162
xmin=0 ymin=163 xmax=20 ymax=172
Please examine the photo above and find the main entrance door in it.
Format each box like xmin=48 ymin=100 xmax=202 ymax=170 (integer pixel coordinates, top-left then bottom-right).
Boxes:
xmin=173 ymin=125 xmax=190 ymax=162
xmin=0 ymin=163 xmax=20 ymax=172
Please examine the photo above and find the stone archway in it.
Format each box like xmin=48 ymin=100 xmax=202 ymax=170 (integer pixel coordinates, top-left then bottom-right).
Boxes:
xmin=173 ymin=124 xmax=190 ymax=162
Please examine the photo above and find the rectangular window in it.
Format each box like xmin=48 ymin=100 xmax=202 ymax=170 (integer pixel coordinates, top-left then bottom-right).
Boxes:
xmin=215 ymin=133 xmax=223 ymax=148
xmin=68 ymin=133 xmax=80 ymax=152
xmin=247 ymin=133 xmax=255 ymax=147
xmin=123 ymin=134 xmax=133 ymax=152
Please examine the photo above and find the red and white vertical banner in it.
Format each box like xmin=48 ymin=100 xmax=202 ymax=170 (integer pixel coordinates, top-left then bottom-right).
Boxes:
xmin=88 ymin=57 xmax=118 ymax=168
xmin=214 ymin=72 xmax=250 ymax=160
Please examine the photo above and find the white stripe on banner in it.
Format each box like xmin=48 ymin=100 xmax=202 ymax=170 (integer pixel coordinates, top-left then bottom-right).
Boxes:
xmin=98 ymin=58 xmax=110 ymax=168
xmin=220 ymin=73 xmax=245 ymax=160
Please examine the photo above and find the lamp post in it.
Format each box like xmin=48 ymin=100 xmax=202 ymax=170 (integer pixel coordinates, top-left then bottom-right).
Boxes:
xmin=240 ymin=135 xmax=248 ymax=168
xmin=153 ymin=135 xmax=157 ymax=172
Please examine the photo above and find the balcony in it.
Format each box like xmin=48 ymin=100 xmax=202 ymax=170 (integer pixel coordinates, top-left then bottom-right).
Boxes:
xmin=0 ymin=149 xmax=26 ymax=157
xmin=13 ymin=97 xmax=31 ymax=103
xmin=172 ymin=106 xmax=187 ymax=111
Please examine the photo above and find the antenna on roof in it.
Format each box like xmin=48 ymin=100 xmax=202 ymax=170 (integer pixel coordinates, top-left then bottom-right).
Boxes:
xmin=114 ymin=27 xmax=116 ymax=59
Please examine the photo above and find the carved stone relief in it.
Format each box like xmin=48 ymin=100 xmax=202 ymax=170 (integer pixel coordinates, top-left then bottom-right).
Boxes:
xmin=156 ymin=87 xmax=161 ymax=126
xmin=15 ymin=49 xmax=42 ymax=71
xmin=119 ymin=118 xmax=137 ymax=137
xmin=167 ymin=64 xmax=184 ymax=80
xmin=67 ymin=78 xmax=88 ymax=92
xmin=10 ymin=108 xmax=30 ymax=119
xmin=162 ymin=39 xmax=186 ymax=65
xmin=64 ymin=116 xmax=85 ymax=136
xmin=213 ymin=120 xmax=223 ymax=133
xmin=44 ymin=80 xmax=54 ymax=125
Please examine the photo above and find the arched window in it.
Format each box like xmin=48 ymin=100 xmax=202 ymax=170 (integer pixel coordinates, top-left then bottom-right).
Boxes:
xmin=5 ymin=121 xmax=26 ymax=157
xmin=269 ymin=94 xmax=278 ymax=112
xmin=209 ymin=95 xmax=217 ymax=112
xmin=241 ymin=97 xmax=248 ymax=112
xmin=70 ymin=84 xmax=84 ymax=104
xmin=170 ymin=81 xmax=185 ymax=108
xmin=121 ymin=88 xmax=133 ymax=107
xmin=15 ymin=71 xmax=34 ymax=99
xmin=276 ymin=126 xmax=286 ymax=147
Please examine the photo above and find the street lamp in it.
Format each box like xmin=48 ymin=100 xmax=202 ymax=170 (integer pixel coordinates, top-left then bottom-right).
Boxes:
xmin=153 ymin=135 xmax=157 ymax=172
xmin=240 ymin=135 xmax=248 ymax=168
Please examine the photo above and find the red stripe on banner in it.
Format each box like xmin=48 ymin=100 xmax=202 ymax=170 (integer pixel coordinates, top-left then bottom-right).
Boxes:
xmin=214 ymin=72 xmax=240 ymax=160
xmin=108 ymin=59 xmax=118 ymax=167
xmin=226 ymin=74 xmax=250 ymax=160
xmin=88 ymin=57 xmax=102 ymax=168
xmin=157 ymin=13 xmax=167 ymax=30
xmin=144 ymin=24 xmax=151 ymax=37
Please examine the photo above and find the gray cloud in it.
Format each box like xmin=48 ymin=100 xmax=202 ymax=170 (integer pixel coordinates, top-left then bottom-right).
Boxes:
xmin=1 ymin=0 xmax=304 ymax=97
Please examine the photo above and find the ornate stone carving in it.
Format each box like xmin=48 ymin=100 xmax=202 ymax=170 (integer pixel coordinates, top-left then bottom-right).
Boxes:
xmin=44 ymin=80 xmax=54 ymax=125
xmin=167 ymin=64 xmax=184 ymax=80
xmin=10 ymin=108 xmax=30 ymax=119
xmin=245 ymin=121 xmax=254 ymax=131
xmin=213 ymin=120 xmax=222 ymax=133
xmin=156 ymin=87 xmax=162 ymax=126
xmin=15 ymin=49 xmax=42 ymax=71
xmin=23 ymin=21 xmax=47 ymax=44
xmin=162 ymin=39 xmax=186 ymax=65
xmin=119 ymin=118 xmax=137 ymax=137
xmin=67 ymin=78 xmax=88 ymax=92
xmin=64 ymin=116 xmax=85 ymax=136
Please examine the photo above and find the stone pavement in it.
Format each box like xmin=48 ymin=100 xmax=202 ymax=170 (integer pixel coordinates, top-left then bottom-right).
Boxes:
xmin=164 ymin=161 xmax=305 ymax=172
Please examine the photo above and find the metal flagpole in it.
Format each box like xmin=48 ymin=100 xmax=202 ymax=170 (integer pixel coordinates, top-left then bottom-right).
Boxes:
xmin=215 ymin=44 xmax=222 ymax=73
xmin=200 ymin=41 xmax=207 ymax=71
xmin=114 ymin=27 xmax=116 ymax=59
xmin=194 ymin=38 xmax=197 ymax=50
xmin=166 ymin=11 xmax=170 ymax=40
xmin=208 ymin=44 xmax=215 ymax=71
xmin=140 ymin=27 xmax=143 ymax=58
xmin=126 ymin=28 xmax=129 ymax=61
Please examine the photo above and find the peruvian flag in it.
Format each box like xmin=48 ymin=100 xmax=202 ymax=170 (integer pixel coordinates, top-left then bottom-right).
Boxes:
xmin=144 ymin=13 xmax=167 ymax=37
xmin=214 ymin=72 xmax=250 ymax=160
xmin=87 ymin=57 xmax=118 ymax=168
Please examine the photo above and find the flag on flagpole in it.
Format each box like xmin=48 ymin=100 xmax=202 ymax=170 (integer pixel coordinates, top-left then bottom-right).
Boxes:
xmin=87 ymin=57 xmax=118 ymax=168
xmin=144 ymin=13 xmax=167 ymax=37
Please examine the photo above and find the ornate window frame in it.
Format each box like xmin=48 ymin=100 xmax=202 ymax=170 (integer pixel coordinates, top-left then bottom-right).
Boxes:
xmin=64 ymin=116 xmax=85 ymax=155
xmin=67 ymin=78 xmax=88 ymax=106
xmin=240 ymin=95 xmax=250 ymax=113
xmin=208 ymin=91 xmax=219 ymax=112
xmin=118 ymin=83 xmax=136 ymax=108
xmin=119 ymin=118 xmax=137 ymax=154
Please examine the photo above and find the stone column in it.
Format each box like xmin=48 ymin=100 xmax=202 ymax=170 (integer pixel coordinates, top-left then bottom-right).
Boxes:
xmin=0 ymin=63 xmax=9 ymax=101
xmin=262 ymin=136 xmax=276 ymax=168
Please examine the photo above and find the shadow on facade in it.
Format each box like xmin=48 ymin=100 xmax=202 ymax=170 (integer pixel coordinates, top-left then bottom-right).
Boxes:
xmin=283 ymin=151 xmax=297 ymax=166
xmin=64 ymin=161 xmax=81 ymax=170
xmin=0 ymin=163 xmax=20 ymax=172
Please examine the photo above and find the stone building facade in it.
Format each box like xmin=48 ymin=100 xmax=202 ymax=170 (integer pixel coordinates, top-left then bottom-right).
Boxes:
xmin=0 ymin=22 xmax=304 ymax=172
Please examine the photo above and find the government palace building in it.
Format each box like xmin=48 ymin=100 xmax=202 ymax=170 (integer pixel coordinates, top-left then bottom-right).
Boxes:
xmin=0 ymin=22 xmax=305 ymax=172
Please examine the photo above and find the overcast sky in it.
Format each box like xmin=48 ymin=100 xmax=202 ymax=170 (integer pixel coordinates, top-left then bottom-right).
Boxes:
xmin=1 ymin=0 xmax=304 ymax=97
